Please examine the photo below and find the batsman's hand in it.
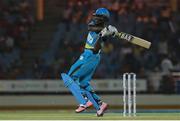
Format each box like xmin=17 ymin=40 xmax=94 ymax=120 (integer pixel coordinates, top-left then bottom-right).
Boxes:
xmin=100 ymin=25 xmax=118 ymax=37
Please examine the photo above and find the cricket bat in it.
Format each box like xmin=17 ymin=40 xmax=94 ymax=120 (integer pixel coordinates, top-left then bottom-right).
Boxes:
xmin=115 ymin=32 xmax=151 ymax=49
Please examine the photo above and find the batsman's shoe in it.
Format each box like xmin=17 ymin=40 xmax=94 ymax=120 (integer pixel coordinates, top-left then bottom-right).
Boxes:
xmin=96 ymin=102 xmax=108 ymax=117
xmin=86 ymin=100 xmax=93 ymax=107
xmin=75 ymin=101 xmax=93 ymax=113
xmin=75 ymin=104 xmax=87 ymax=113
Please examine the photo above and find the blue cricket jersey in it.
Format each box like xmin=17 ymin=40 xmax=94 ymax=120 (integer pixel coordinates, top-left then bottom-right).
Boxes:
xmin=85 ymin=31 xmax=104 ymax=53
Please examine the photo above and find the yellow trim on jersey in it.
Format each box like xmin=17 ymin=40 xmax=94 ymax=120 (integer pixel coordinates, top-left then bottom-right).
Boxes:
xmin=85 ymin=43 xmax=94 ymax=49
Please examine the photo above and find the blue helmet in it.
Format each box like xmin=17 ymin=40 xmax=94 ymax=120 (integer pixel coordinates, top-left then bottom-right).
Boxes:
xmin=94 ymin=8 xmax=110 ymax=19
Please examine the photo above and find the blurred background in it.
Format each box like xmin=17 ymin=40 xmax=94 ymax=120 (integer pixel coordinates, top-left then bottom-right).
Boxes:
xmin=0 ymin=0 xmax=180 ymax=111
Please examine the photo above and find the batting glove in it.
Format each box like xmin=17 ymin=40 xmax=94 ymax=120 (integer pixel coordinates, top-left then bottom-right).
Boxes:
xmin=100 ymin=25 xmax=118 ymax=37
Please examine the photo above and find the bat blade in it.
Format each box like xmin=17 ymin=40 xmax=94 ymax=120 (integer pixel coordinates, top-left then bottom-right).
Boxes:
xmin=131 ymin=36 xmax=151 ymax=49
xmin=116 ymin=32 xmax=151 ymax=49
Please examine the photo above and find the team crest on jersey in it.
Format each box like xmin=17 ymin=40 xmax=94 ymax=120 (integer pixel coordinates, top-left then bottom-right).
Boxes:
xmin=87 ymin=33 xmax=94 ymax=44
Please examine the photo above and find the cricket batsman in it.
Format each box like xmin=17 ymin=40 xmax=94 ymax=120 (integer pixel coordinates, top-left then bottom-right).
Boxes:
xmin=61 ymin=8 xmax=118 ymax=116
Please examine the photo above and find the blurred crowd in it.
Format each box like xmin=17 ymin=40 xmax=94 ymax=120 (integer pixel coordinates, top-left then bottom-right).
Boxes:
xmin=37 ymin=0 xmax=180 ymax=80
xmin=0 ymin=0 xmax=179 ymax=93
xmin=0 ymin=0 xmax=34 ymax=79
xmin=0 ymin=0 xmax=180 ymax=82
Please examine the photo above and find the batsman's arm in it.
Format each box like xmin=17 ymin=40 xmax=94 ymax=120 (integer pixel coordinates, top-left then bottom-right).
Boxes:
xmin=115 ymin=32 xmax=151 ymax=49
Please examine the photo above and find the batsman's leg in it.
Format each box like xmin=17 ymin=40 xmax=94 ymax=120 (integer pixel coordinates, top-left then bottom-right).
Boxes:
xmin=72 ymin=54 xmax=103 ymax=110
xmin=78 ymin=55 xmax=108 ymax=116
xmin=81 ymin=57 xmax=102 ymax=104
xmin=65 ymin=53 xmax=100 ymax=112
xmin=61 ymin=73 xmax=87 ymax=105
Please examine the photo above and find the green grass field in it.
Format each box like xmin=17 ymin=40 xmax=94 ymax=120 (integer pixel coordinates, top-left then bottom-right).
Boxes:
xmin=0 ymin=110 xmax=180 ymax=120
